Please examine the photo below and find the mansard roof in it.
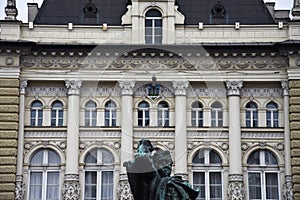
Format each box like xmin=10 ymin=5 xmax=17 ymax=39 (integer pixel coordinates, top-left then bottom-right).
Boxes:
xmin=34 ymin=0 xmax=275 ymax=25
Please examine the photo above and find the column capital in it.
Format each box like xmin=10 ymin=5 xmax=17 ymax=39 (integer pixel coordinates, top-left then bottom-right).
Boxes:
xmin=5 ymin=0 xmax=18 ymax=20
xmin=172 ymin=81 xmax=189 ymax=96
xmin=62 ymin=174 xmax=80 ymax=200
xmin=119 ymin=81 xmax=135 ymax=95
xmin=117 ymin=173 xmax=134 ymax=200
xmin=281 ymin=81 xmax=289 ymax=96
xmin=20 ymin=80 xmax=27 ymax=95
xmin=226 ymin=81 xmax=243 ymax=96
xmin=65 ymin=80 xmax=82 ymax=95
xmin=15 ymin=175 xmax=25 ymax=200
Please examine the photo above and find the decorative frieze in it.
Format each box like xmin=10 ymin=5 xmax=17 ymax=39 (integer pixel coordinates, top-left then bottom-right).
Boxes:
xmin=21 ymin=56 xmax=288 ymax=70
xmin=62 ymin=174 xmax=80 ymax=200
xmin=26 ymin=87 xmax=67 ymax=96
xmin=187 ymin=131 xmax=228 ymax=138
xmin=134 ymin=132 xmax=175 ymax=137
xmin=80 ymin=131 xmax=121 ymax=137
xmin=188 ymin=88 xmax=226 ymax=97
xmin=241 ymin=132 xmax=284 ymax=139
xmin=25 ymin=131 xmax=67 ymax=137
xmin=241 ymin=88 xmax=282 ymax=97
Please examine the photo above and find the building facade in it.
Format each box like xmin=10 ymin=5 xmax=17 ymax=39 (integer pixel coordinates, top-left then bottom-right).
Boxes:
xmin=1 ymin=0 xmax=300 ymax=199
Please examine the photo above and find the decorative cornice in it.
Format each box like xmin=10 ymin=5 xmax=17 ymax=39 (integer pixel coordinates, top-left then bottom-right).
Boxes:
xmin=226 ymin=81 xmax=243 ymax=96
xmin=173 ymin=81 xmax=189 ymax=96
xmin=281 ymin=81 xmax=289 ymax=96
xmin=65 ymin=80 xmax=82 ymax=95
xmin=119 ymin=81 xmax=135 ymax=95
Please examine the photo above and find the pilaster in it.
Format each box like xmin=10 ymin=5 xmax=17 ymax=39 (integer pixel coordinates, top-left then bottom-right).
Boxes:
xmin=226 ymin=81 xmax=245 ymax=200
xmin=173 ymin=81 xmax=189 ymax=178
xmin=282 ymin=81 xmax=294 ymax=199
xmin=63 ymin=80 xmax=82 ymax=200
xmin=15 ymin=80 xmax=27 ymax=200
xmin=118 ymin=81 xmax=135 ymax=200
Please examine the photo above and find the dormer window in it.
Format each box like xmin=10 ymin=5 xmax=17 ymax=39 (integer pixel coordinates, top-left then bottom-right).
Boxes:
xmin=83 ymin=1 xmax=99 ymax=24
xmin=145 ymin=9 xmax=162 ymax=44
xmin=210 ymin=1 xmax=227 ymax=24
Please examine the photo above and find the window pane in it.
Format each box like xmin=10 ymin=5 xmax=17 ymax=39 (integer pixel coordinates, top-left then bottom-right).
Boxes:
xmin=265 ymin=151 xmax=278 ymax=165
xmin=31 ymin=150 xmax=44 ymax=164
xmin=85 ymin=171 xmax=97 ymax=200
xmin=248 ymin=173 xmax=262 ymax=200
xmin=209 ymin=150 xmax=222 ymax=164
xmin=248 ymin=151 xmax=260 ymax=165
xmin=101 ymin=171 xmax=114 ymax=200
xmin=102 ymin=149 xmax=114 ymax=164
xmin=29 ymin=172 xmax=43 ymax=200
xmin=192 ymin=150 xmax=204 ymax=164
xmin=47 ymin=172 xmax=59 ymax=200
xmin=193 ymin=172 xmax=205 ymax=199
xmin=210 ymin=172 xmax=222 ymax=199
xmin=266 ymin=173 xmax=279 ymax=200
xmin=48 ymin=150 xmax=60 ymax=164
xmin=85 ymin=151 xmax=97 ymax=163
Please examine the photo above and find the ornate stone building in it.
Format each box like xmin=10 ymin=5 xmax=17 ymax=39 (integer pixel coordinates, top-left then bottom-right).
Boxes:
xmin=0 ymin=0 xmax=300 ymax=199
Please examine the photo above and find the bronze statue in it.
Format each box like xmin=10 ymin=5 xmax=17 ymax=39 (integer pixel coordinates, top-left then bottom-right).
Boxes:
xmin=123 ymin=139 xmax=199 ymax=200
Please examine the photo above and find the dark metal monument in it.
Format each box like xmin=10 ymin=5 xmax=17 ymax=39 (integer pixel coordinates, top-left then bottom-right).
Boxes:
xmin=123 ymin=139 xmax=199 ymax=200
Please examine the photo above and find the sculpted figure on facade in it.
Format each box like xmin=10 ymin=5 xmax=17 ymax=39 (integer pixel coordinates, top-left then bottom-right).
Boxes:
xmin=123 ymin=139 xmax=199 ymax=200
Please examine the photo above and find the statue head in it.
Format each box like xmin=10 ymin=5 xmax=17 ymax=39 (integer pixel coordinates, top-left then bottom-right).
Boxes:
xmin=137 ymin=139 xmax=154 ymax=154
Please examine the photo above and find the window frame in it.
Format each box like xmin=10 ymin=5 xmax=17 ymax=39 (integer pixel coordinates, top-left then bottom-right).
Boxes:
xmin=145 ymin=9 xmax=163 ymax=44
xmin=104 ymin=101 xmax=117 ymax=127
xmin=192 ymin=149 xmax=223 ymax=200
xmin=51 ymin=100 xmax=64 ymax=127
xmin=266 ymin=102 xmax=279 ymax=128
xmin=157 ymin=101 xmax=169 ymax=127
xmin=211 ymin=102 xmax=223 ymax=127
xmin=191 ymin=101 xmax=204 ymax=127
xmin=138 ymin=101 xmax=150 ymax=127
xmin=85 ymin=101 xmax=97 ymax=127
xmin=30 ymin=100 xmax=43 ymax=127
xmin=245 ymin=102 xmax=258 ymax=128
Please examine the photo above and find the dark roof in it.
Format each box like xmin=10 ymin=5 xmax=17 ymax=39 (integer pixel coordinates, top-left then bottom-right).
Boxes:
xmin=34 ymin=0 xmax=275 ymax=25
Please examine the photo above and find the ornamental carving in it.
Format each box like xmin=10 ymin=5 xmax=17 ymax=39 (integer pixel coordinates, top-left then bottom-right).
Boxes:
xmin=15 ymin=175 xmax=25 ymax=200
xmin=226 ymin=81 xmax=243 ymax=96
xmin=173 ymin=81 xmax=189 ymax=96
xmin=20 ymin=80 xmax=27 ymax=95
xmin=281 ymin=81 xmax=289 ymax=96
xmin=119 ymin=81 xmax=135 ymax=95
xmin=65 ymin=80 xmax=82 ymax=95
xmin=118 ymin=174 xmax=133 ymax=200
xmin=21 ymin=55 xmax=288 ymax=70
xmin=241 ymin=88 xmax=282 ymax=97
xmin=283 ymin=175 xmax=294 ymax=200
xmin=62 ymin=174 xmax=80 ymax=200
xmin=227 ymin=174 xmax=245 ymax=200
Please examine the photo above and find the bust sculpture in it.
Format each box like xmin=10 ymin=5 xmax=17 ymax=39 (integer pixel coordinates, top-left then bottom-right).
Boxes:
xmin=123 ymin=139 xmax=199 ymax=200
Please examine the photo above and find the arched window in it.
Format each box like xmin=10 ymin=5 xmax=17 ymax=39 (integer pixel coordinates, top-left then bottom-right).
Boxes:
xmin=105 ymin=101 xmax=117 ymax=127
xmin=157 ymin=101 xmax=169 ymax=127
xmin=83 ymin=2 xmax=99 ymax=24
xmin=29 ymin=149 xmax=61 ymax=200
xmin=31 ymin=100 xmax=43 ymax=127
xmin=145 ymin=9 xmax=162 ymax=44
xmin=246 ymin=102 xmax=258 ymax=128
xmin=191 ymin=101 xmax=203 ymax=127
xmin=85 ymin=101 xmax=97 ymax=126
xmin=138 ymin=101 xmax=150 ymax=127
xmin=247 ymin=149 xmax=280 ymax=200
xmin=84 ymin=148 xmax=115 ymax=200
xmin=266 ymin=102 xmax=279 ymax=128
xmin=211 ymin=102 xmax=223 ymax=127
xmin=51 ymin=100 xmax=63 ymax=127
xmin=192 ymin=149 xmax=223 ymax=200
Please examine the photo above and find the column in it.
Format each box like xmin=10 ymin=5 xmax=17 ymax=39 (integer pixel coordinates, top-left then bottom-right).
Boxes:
xmin=118 ymin=81 xmax=135 ymax=200
xmin=15 ymin=80 xmax=27 ymax=200
xmin=282 ymin=81 xmax=294 ymax=200
xmin=226 ymin=81 xmax=245 ymax=200
xmin=173 ymin=81 xmax=189 ymax=179
xmin=62 ymin=80 xmax=82 ymax=200
xmin=5 ymin=0 xmax=18 ymax=20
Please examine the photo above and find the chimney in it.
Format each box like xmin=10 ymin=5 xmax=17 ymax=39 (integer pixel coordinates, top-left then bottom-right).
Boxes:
xmin=265 ymin=2 xmax=275 ymax=19
xmin=27 ymin=3 xmax=39 ymax=22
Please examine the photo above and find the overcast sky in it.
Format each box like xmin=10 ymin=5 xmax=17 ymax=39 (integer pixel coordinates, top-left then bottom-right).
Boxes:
xmin=0 ymin=0 xmax=294 ymax=22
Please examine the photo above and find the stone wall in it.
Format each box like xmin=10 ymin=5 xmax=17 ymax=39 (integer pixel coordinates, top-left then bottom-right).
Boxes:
xmin=291 ymin=80 xmax=300 ymax=199
xmin=0 ymin=79 xmax=19 ymax=199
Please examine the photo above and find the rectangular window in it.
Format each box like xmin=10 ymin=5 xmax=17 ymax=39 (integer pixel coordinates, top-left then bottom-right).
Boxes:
xmin=248 ymin=172 xmax=262 ymax=200
xmin=101 ymin=171 xmax=114 ymax=200
xmin=209 ymin=172 xmax=222 ymax=200
xmin=193 ymin=172 xmax=205 ymax=200
xmin=46 ymin=172 xmax=59 ymax=200
xmin=29 ymin=172 xmax=43 ymax=200
xmin=85 ymin=171 xmax=97 ymax=200
xmin=265 ymin=173 xmax=279 ymax=200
